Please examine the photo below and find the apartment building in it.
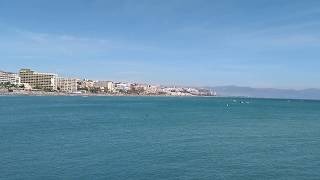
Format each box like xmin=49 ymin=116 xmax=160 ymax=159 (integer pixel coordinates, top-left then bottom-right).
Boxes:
xmin=19 ymin=69 xmax=57 ymax=90
xmin=0 ymin=71 xmax=21 ymax=85
xmin=56 ymin=77 xmax=78 ymax=93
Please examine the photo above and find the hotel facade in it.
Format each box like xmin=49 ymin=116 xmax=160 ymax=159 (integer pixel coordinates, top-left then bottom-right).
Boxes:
xmin=19 ymin=69 xmax=57 ymax=90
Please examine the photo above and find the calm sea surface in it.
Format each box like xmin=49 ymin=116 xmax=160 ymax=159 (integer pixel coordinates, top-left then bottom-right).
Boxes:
xmin=1 ymin=96 xmax=320 ymax=180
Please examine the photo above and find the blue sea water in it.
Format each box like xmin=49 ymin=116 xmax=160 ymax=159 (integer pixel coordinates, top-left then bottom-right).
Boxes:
xmin=1 ymin=96 xmax=320 ymax=180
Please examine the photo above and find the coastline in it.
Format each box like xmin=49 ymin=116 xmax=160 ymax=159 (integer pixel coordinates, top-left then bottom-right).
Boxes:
xmin=0 ymin=91 xmax=214 ymax=97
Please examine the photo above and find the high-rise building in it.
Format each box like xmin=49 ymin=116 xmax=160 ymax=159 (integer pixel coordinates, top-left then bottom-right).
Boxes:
xmin=0 ymin=71 xmax=21 ymax=85
xmin=19 ymin=69 xmax=57 ymax=90
xmin=56 ymin=77 xmax=78 ymax=93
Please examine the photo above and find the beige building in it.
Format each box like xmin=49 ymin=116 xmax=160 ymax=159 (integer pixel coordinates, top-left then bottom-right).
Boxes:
xmin=94 ymin=81 xmax=114 ymax=91
xmin=0 ymin=71 xmax=21 ymax=85
xmin=19 ymin=69 xmax=57 ymax=90
xmin=56 ymin=77 xmax=78 ymax=93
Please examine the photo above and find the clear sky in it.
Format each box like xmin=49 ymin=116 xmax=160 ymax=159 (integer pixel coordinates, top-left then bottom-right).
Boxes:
xmin=1 ymin=0 xmax=320 ymax=89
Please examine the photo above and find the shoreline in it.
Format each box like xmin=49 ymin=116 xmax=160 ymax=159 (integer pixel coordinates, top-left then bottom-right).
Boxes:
xmin=0 ymin=91 xmax=214 ymax=97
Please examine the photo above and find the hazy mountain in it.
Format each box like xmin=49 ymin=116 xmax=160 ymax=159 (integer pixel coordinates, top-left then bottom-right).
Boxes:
xmin=209 ymin=86 xmax=320 ymax=100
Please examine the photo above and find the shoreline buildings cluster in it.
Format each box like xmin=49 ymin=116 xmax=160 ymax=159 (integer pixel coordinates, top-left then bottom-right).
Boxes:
xmin=0 ymin=68 xmax=216 ymax=96
xmin=0 ymin=71 xmax=21 ymax=85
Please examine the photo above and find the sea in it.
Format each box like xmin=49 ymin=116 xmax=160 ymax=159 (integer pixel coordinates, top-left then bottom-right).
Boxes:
xmin=1 ymin=96 xmax=320 ymax=180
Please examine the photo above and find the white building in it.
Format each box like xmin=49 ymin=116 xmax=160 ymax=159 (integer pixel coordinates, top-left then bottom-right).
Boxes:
xmin=115 ymin=82 xmax=131 ymax=91
xmin=56 ymin=77 xmax=78 ymax=93
xmin=22 ymin=83 xmax=32 ymax=91
xmin=0 ymin=71 xmax=21 ymax=85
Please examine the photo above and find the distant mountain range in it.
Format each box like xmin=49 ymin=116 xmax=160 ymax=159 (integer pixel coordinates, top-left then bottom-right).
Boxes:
xmin=208 ymin=86 xmax=320 ymax=100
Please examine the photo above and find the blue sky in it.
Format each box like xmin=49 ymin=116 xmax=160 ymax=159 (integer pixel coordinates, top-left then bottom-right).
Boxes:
xmin=1 ymin=0 xmax=320 ymax=89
